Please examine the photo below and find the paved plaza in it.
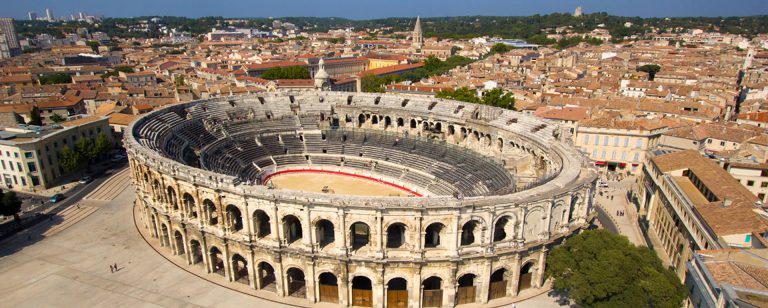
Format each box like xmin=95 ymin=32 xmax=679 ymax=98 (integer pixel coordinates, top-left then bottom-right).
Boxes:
xmin=0 ymin=171 xmax=567 ymax=307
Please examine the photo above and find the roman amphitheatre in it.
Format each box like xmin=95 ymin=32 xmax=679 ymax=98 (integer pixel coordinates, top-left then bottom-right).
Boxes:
xmin=127 ymin=90 xmax=597 ymax=307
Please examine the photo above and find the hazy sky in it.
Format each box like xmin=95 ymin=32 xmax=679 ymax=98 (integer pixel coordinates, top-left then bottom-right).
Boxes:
xmin=7 ymin=0 xmax=768 ymax=19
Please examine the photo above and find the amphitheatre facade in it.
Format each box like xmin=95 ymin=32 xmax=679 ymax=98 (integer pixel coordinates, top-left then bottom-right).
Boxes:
xmin=126 ymin=91 xmax=597 ymax=307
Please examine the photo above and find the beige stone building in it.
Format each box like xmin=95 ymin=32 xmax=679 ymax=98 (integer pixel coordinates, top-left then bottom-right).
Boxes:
xmin=0 ymin=116 xmax=111 ymax=190
xmin=574 ymin=118 xmax=667 ymax=174
xmin=638 ymin=150 xmax=768 ymax=280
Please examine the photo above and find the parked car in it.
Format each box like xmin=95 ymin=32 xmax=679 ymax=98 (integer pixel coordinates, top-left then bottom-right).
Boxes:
xmin=111 ymin=154 xmax=126 ymax=163
xmin=79 ymin=176 xmax=93 ymax=184
xmin=50 ymin=193 xmax=65 ymax=203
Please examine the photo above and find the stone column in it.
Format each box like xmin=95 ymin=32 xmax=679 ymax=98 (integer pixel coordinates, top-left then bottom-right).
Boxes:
xmin=336 ymin=209 xmax=347 ymax=255
xmin=376 ymin=213 xmax=384 ymax=258
xmin=201 ymin=232 xmax=211 ymax=273
xmin=510 ymin=254 xmax=522 ymax=296
xmin=479 ymin=260 xmax=492 ymax=304
xmin=222 ymin=241 xmax=232 ymax=282
xmin=248 ymin=248 xmax=257 ymax=289
xmin=274 ymin=255 xmax=285 ymax=297
xmin=535 ymin=248 xmax=548 ymax=288
xmin=306 ymin=260 xmax=317 ymax=302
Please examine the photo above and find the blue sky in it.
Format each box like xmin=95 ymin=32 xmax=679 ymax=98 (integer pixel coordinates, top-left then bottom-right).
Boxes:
xmin=5 ymin=0 xmax=768 ymax=19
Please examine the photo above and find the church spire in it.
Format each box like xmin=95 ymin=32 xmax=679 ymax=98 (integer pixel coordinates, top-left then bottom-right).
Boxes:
xmin=412 ymin=16 xmax=423 ymax=49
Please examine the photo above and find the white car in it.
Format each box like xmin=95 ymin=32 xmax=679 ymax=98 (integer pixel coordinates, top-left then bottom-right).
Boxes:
xmin=111 ymin=155 xmax=126 ymax=162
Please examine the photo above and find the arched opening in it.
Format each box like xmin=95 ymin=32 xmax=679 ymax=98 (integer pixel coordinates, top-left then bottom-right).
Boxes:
xmin=253 ymin=210 xmax=271 ymax=238
xmin=152 ymin=180 xmax=161 ymax=200
xmin=231 ymin=254 xmax=249 ymax=284
xmin=283 ymin=215 xmax=303 ymax=244
xmin=350 ymin=222 xmax=370 ymax=251
xmin=209 ymin=247 xmax=224 ymax=276
xmin=434 ymin=122 xmax=442 ymax=132
xmin=318 ymin=272 xmax=339 ymax=303
xmin=496 ymin=137 xmax=504 ymax=152
xmin=422 ymin=276 xmax=443 ymax=307
xmin=203 ymin=199 xmax=218 ymax=225
xmin=173 ymin=230 xmax=185 ymax=255
xmin=489 ymin=268 xmax=509 ymax=301
xmin=384 ymin=116 xmax=392 ymax=129
xmin=397 ymin=118 xmax=404 ymax=127
xmin=225 ymin=204 xmax=243 ymax=231
xmin=387 ymin=278 xmax=408 ymax=308
xmin=286 ymin=267 xmax=306 ymax=298
xmin=568 ymin=195 xmax=579 ymax=222
xmin=160 ymin=223 xmax=170 ymax=247
xmin=183 ymin=193 xmax=197 ymax=218
xmin=424 ymin=223 xmax=444 ymax=248
xmin=316 ymin=219 xmax=335 ymax=248
xmin=351 ymin=276 xmax=373 ymax=307
xmin=371 ymin=116 xmax=379 ymax=125
xmin=257 ymin=262 xmax=277 ymax=292
xmin=149 ymin=214 xmax=158 ymax=237
xmin=167 ymin=187 xmax=178 ymax=210
xmin=456 ymin=274 xmax=477 ymax=305
xmin=494 ymin=216 xmax=512 ymax=242
xmin=189 ymin=240 xmax=203 ymax=264
xmin=358 ymin=114 xmax=365 ymax=128
xmin=410 ymin=119 xmax=417 ymax=129
xmin=460 ymin=220 xmax=479 ymax=246
xmin=422 ymin=121 xmax=429 ymax=131
xmin=386 ymin=223 xmax=406 ymax=248
xmin=519 ymin=262 xmax=534 ymax=291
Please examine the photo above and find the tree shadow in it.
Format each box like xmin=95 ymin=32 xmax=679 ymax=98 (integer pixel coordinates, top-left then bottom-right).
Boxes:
xmin=0 ymin=213 xmax=66 ymax=258
xmin=547 ymin=288 xmax=574 ymax=307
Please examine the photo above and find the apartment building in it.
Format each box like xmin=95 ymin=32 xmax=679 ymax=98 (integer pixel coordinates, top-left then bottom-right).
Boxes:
xmin=574 ymin=118 xmax=667 ymax=174
xmin=639 ymin=150 xmax=768 ymax=279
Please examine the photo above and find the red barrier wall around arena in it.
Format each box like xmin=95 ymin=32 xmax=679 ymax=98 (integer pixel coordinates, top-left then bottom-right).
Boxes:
xmin=263 ymin=169 xmax=423 ymax=197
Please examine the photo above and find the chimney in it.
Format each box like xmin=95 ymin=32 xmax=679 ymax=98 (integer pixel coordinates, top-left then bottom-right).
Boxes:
xmin=721 ymin=198 xmax=732 ymax=208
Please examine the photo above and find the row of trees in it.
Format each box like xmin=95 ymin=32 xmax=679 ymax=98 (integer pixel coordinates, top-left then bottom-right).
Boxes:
xmin=59 ymin=133 xmax=114 ymax=174
xmin=546 ymin=229 xmax=687 ymax=307
xmin=261 ymin=66 xmax=311 ymax=80
xmin=361 ymin=55 xmax=475 ymax=93
xmin=435 ymin=87 xmax=516 ymax=110
xmin=38 ymin=73 xmax=72 ymax=85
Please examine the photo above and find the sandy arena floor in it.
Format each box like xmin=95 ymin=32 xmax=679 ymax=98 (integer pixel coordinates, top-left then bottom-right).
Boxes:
xmin=267 ymin=170 xmax=416 ymax=197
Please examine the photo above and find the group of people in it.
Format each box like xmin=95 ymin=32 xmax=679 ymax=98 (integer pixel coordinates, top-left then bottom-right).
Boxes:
xmin=616 ymin=210 xmax=626 ymax=217
xmin=109 ymin=263 xmax=119 ymax=273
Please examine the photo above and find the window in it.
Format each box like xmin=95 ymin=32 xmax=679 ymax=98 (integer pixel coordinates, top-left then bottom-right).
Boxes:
xmin=624 ymin=137 xmax=629 ymax=147
xmin=635 ymin=139 xmax=642 ymax=149
xmin=594 ymin=135 xmax=599 ymax=145
xmin=20 ymin=177 xmax=26 ymax=186
xmin=13 ymin=152 xmax=18 ymax=158
xmin=583 ymin=135 xmax=589 ymax=145
xmin=613 ymin=137 xmax=619 ymax=146
xmin=603 ymin=136 xmax=609 ymax=146
xmin=31 ymin=175 xmax=40 ymax=186
xmin=759 ymin=193 xmax=766 ymax=201
xmin=747 ymin=180 xmax=755 ymax=187
xmin=592 ymin=149 xmax=597 ymax=158
xmin=601 ymin=150 xmax=606 ymax=159
xmin=0 ymin=160 xmax=4 ymax=170
xmin=720 ymin=141 xmax=725 ymax=146
xmin=27 ymin=162 xmax=36 ymax=172
xmin=9 ymin=163 xmax=13 ymax=171
xmin=633 ymin=152 xmax=640 ymax=162
xmin=24 ymin=152 xmax=33 ymax=159
xmin=611 ymin=150 xmax=617 ymax=160
xmin=621 ymin=151 xmax=627 ymax=161
xmin=16 ymin=162 xmax=22 ymax=172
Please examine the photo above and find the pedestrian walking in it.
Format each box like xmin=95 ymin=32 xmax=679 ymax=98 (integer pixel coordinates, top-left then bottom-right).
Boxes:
xmin=110 ymin=265 xmax=114 ymax=273
xmin=114 ymin=263 xmax=118 ymax=271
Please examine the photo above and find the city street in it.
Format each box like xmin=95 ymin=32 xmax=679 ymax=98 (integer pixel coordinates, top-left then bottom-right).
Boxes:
xmin=593 ymin=174 xmax=646 ymax=246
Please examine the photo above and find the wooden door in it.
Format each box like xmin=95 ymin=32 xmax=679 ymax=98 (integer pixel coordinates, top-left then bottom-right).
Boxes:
xmin=318 ymin=285 xmax=338 ymax=303
xmin=422 ymin=290 xmax=443 ymax=307
xmin=387 ymin=290 xmax=408 ymax=308
xmin=489 ymin=280 xmax=507 ymax=300
xmin=352 ymin=289 xmax=373 ymax=307
xmin=519 ymin=273 xmax=532 ymax=291
xmin=456 ymin=286 xmax=476 ymax=305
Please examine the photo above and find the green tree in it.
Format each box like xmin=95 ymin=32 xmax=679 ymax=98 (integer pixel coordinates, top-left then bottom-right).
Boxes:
xmin=38 ymin=73 xmax=72 ymax=85
xmin=101 ymin=66 xmax=135 ymax=78
xmin=261 ymin=66 xmax=311 ymax=80
xmin=49 ymin=113 xmax=66 ymax=123
xmin=93 ymin=133 xmax=114 ymax=158
xmin=76 ymin=137 xmax=97 ymax=164
xmin=546 ymin=229 xmax=686 ymax=308
xmin=0 ymin=190 xmax=22 ymax=224
xmin=436 ymin=87 xmax=480 ymax=104
xmin=637 ymin=64 xmax=662 ymax=81
xmin=28 ymin=106 xmax=42 ymax=126
xmin=490 ymin=43 xmax=512 ymax=54
xmin=59 ymin=146 xmax=82 ymax=173
xmin=361 ymin=74 xmax=401 ymax=93
xmin=482 ymin=88 xmax=516 ymax=110
xmin=86 ymin=40 xmax=100 ymax=53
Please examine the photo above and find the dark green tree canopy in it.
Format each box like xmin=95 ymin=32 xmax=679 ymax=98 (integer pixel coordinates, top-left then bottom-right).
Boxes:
xmin=637 ymin=64 xmax=662 ymax=80
xmin=546 ymin=229 xmax=686 ymax=308
xmin=481 ymin=88 xmax=516 ymax=110
xmin=28 ymin=106 xmax=43 ymax=126
xmin=261 ymin=66 xmax=311 ymax=80
xmin=490 ymin=43 xmax=512 ymax=54
xmin=436 ymin=87 xmax=480 ymax=104
xmin=38 ymin=73 xmax=72 ymax=85
xmin=0 ymin=190 xmax=22 ymax=223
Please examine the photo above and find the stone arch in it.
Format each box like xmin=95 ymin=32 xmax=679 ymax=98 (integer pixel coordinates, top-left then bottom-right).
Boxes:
xmin=384 ymin=116 xmax=392 ymax=129
xmin=496 ymin=137 xmax=504 ymax=152
xmin=493 ymin=215 xmax=516 ymax=242
xmin=456 ymin=273 xmax=478 ymax=305
xmin=489 ymin=267 xmax=510 ymax=300
xmin=209 ymin=246 xmax=225 ymax=276
xmin=315 ymin=219 xmax=335 ymax=248
xmin=225 ymin=204 xmax=243 ymax=231
xmin=257 ymin=261 xmax=277 ymax=292
xmin=282 ymin=215 xmax=303 ymax=244
xmin=568 ymin=194 xmax=581 ymax=222
xmin=231 ymin=254 xmax=249 ymax=284
xmin=410 ymin=119 xmax=417 ymax=129
xmin=550 ymin=201 xmax=568 ymax=232
xmin=318 ymin=272 xmax=339 ymax=303
xmin=173 ymin=230 xmax=185 ymax=255
xmin=351 ymin=276 xmax=374 ymax=307
xmin=460 ymin=220 xmax=481 ymax=246
xmin=386 ymin=222 xmax=407 ymax=248
xmin=358 ymin=114 xmax=366 ymax=127
xmin=524 ymin=208 xmax=545 ymax=240
xmin=149 ymin=213 xmax=159 ymax=237
xmin=396 ymin=117 xmax=404 ymax=127
xmin=203 ymin=199 xmax=218 ymax=225
xmin=189 ymin=239 xmax=203 ymax=264
xmin=350 ymin=221 xmax=371 ymax=251
xmin=424 ymin=222 xmax=445 ymax=248
xmin=422 ymin=276 xmax=443 ymax=307
xmin=182 ymin=192 xmax=196 ymax=218
xmin=286 ymin=267 xmax=307 ymax=298
xmin=519 ymin=261 xmax=536 ymax=291
xmin=160 ymin=223 xmax=170 ymax=247
xmin=253 ymin=209 xmax=271 ymax=237
xmin=166 ymin=186 xmax=178 ymax=210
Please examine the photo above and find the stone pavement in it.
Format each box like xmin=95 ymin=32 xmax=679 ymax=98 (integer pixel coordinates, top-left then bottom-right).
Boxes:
xmin=0 ymin=172 xmax=568 ymax=307
xmin=594 ymin=175 xmax=646 ymax=246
